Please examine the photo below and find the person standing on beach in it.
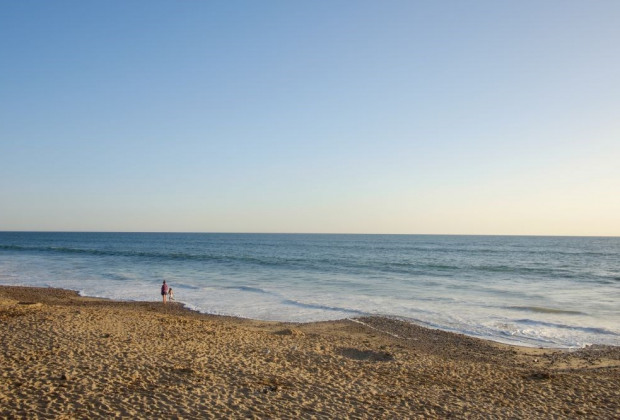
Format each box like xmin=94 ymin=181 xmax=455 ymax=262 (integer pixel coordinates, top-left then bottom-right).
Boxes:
xmin=161 ymin=280 xmax=169 ymax=304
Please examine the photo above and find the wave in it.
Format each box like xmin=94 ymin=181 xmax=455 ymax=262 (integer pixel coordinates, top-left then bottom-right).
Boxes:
xmin=171 ymin=283 xmax=202 ymax=290
xmin=2 ymin=242 xmax=617 ymax=283
xmin=0 ymin=244 xmax=507 ymax=275
xmin=514 ymin=319 xmax=619 ymax=336
xmin=470 ymin=264 xmax=581 ymax=278
xmin=317 ymin=240 xmax=617 ymax=258
xmin=280 ymin=299 xmax=367 ymax=316
xmin=508 ymin=306 xmax=585 ymax=315
xmin=0 ymin=244 xmax=184 ymax=259
xmin=0 ymin=244 xmax=288 ymax=267
xmin=103 ymin=273 xmax=132 ymax=281
xmin=224 ymin=285 xmax=271 ymax=294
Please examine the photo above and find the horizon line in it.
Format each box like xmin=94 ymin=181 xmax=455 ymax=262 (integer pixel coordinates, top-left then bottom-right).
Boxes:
xmin=1 ymin=230 xmax=618 ymax=238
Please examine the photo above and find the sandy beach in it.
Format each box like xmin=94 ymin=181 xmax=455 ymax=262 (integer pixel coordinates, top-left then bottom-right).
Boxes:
xmin=1 ymin=286 xmax=618 ymax=419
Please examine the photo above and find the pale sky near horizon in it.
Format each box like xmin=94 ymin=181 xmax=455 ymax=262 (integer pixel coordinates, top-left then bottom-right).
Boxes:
xmin=1 ymin=1 xmax=619 ymax=235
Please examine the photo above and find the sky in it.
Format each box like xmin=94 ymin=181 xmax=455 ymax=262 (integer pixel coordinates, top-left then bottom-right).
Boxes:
xmin=1 ymin=1 xmax=619 ymax=235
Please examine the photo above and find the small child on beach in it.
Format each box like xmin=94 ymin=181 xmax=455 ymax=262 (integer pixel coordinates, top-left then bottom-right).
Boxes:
xmin=168 ymin=288 xmax=174 ymax=301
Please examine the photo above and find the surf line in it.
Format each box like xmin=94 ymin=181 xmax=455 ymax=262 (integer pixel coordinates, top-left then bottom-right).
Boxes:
xmin=346 ymin=318 xmax=418 ymax=341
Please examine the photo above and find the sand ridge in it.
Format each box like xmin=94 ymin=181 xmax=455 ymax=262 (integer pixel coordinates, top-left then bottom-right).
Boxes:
xmin=1 ymin=286 xmax=618 ymax=419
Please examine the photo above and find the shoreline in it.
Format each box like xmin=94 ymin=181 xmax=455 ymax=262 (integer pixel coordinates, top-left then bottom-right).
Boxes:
xmin=8 ymin=283 xmax=608 ymax=350
xmin=56 ymin=286 xmax=620 ymax=350
xmin=1 ymin=286 xmax=619 ymax=418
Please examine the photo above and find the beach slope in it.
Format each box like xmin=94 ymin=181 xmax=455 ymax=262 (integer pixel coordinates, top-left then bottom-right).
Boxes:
xmin=1 ymin=286 xmax=618 ymax=418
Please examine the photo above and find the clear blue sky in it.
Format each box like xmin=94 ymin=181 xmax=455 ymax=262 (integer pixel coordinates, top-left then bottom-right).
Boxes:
xmin=1 ymin=1 xmax=619 ymax=235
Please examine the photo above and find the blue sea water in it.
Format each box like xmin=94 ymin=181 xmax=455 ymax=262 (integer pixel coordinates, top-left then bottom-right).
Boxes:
xmin=0 ymin=232 xmax=618 ymax=348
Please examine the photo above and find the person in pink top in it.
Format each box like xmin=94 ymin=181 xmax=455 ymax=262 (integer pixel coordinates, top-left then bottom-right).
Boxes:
xmin=161 ymin=280 xmax=169 ymax=304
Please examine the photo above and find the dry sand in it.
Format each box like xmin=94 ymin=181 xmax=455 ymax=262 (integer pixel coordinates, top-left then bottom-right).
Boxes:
xmin=1 ymin=286 xmax=618 ymax=419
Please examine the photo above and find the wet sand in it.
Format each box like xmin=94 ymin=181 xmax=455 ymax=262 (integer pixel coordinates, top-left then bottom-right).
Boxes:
xmin=1 ymin=286 xmax=618 ymax=419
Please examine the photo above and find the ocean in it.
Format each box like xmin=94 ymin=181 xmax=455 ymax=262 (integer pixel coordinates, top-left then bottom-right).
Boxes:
xmin=0 ymin=232 xmax=618 ymax=349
